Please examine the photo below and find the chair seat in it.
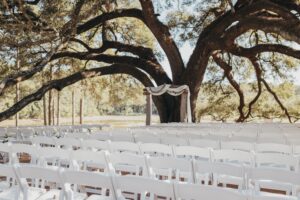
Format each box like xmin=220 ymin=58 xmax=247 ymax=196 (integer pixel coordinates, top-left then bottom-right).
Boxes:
xmin=217 ymin=175 xmax=244 ymax=187
xmin=72 ymin=192 xmax=112 ymax=200
xmin=114 ymin=164 xmax=140 ymax=175
xmin=35 ymin=189 xmax=62 ymax=200
xmin=256 ymin=180 xmax=293 ymax=194
xmin=195 ymin=173 xmax=211 ymax=184
xmin=26 ymin=187 xmax=47 ymax=200
xmin=0 ymin=182 xmax=10 ymax=192
xmin=0 ymin=186 xmax=20 ymax=200
xmin=254 ymin=192 xmax=298 ymax=200
xmin=87 ymin=194 xmax=112 ymax=200
xmin=70 ymin=192 xmax=87 ymax=200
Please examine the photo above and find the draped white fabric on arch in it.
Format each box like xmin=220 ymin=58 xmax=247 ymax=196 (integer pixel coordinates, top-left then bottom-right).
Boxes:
xmin=145 ymin=84 xmax=192 ymax=123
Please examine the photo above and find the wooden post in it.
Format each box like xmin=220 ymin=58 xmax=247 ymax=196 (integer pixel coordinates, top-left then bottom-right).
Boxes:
xmin=79 ymin=97 xmax=84 ymax=125
xmin=180 ymin=90 xmax=188 ymax=122
xmin=52 ymin=92 xmax=55 ymax=125
xmin=15 ymin=48 xmax=20 ymax=127
xmin=57 ymin=91 xmax=60 ymax=125
xmin=48 ymin=66 xmax=53 ymax=126
xmin=144 ymin=89 xmax=152 ymax=126
xmin=72 ymin=90 xmax=75 ymax=125
xmin=43 ymin=96 xmax=47 ymax=125
xmin=48 ymin=91 xmax=52 ymax=125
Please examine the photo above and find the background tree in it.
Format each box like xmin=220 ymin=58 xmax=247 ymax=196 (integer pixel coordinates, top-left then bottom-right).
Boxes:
xmin=0 ymin=0 xmax=300 ymax=123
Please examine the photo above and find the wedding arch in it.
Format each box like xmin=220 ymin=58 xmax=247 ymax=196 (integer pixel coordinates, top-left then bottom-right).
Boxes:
xmin=143 ymin=84 xmax=192 ymax=125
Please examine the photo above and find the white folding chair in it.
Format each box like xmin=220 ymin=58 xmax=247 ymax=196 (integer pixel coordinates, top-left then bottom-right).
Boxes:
xmin=65 ymin=132 xmax=90 ymax=139
xmin=147 ymin=156 xmax=194 ymax=183
xmin=192 ymin=160 xmax=214 ymax=185
xmin=212 ymin=149 xmax=254 ymax=167
xmin=11 ymin=144 xmax=39 ymax=164
xmin=55 ymin=138 xmax=81 ymax=150
xmin=110 ymin=130 xmax=134 ymax=142
xmin=110 ymin=141 xmax=140 ymax=154
xmin=293 ymin=145 xmax=300 ymax=155
xmin=221 ymin=141 xmax=254 ymax=152
xmin=211 ymin=162 xmax=246 ymax=190
xmin=193 ymin=160 xmax=245 ymax=190
xmin=134 ymin=133 xmax=160 ymax=143
xmin=38 ymin=147 xmax=71 ymax=167
xmin=257 ymin=136 xmax=287 ymax=144
xmin=0 ymin=164 xmax=19 ymax=200
xmin=89 ymin=131 xmax=111 ymax=141
xmin=255 ymin=153 xmax=299 ymax=171
xmin=31 ymin=136 xmax=56 ymax=147
xmin=140 ymin=143 xmax=173 ymax=157
xmin=228 ymin=136 xmax=256 ymax=143
xmin=249 ymin=167 xmax=300 ymax=197
xmin=15 ymin=165 xmax=63 ymax=200
xmin=256 ymin=143 xmax=292 ymax=154
xmin=252 ymin=194 xmax=298 ymax=200
xmin=288 ymin=137 xmax=300 ymax=144
xmin=70 ymin=150 xmax=109 ymax=172
xmin=203 ymin=134 xmax=229 ymax=142
xmin=80 ymin=139 xmax=110 ymax=151
xmin=108 ymin=152 xmax=149 ymax=176
xmin=189 ymin=138 xmax=220 ymax=149
xmin=18 ymin=128 xmax=35 ymax=143
xmin=174 ymin=183 xmax=247 ymax=200
xmin=0 ymin=143 xmax=12 ymax=163
xmin=173 ymin=145 xmax=211 ymax=161
xmin=160 ymin=135 xmax=188 ymax=146
xmin=114 ymin=175 xmax=175 ymax=200
xmin=61 ymin=170 xmax=116 ymax=200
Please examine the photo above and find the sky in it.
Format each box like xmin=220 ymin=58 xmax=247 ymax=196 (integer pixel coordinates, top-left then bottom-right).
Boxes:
xmin=154 ymin=0 xmax=300 ymax=85
xmin=160 ymin=43 xmax=300 ymax=85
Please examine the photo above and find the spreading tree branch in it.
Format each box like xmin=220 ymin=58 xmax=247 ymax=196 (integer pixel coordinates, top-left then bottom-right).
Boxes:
xmin=212 ymin=53 xmax=246 ymax=122
xmin=0 ymin=64 xmax=154 ymax=121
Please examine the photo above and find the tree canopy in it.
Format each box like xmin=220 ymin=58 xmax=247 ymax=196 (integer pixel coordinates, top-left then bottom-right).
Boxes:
xmin=1 ymin=0 xmax=300 ymax=123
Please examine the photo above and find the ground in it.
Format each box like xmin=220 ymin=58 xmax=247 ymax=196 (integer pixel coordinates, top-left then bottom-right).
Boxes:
xmin=0 ymin=115 xmax=160 ymax=128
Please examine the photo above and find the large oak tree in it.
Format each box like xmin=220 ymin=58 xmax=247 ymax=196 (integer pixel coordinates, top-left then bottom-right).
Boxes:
xmin=0 ymin=0 xmax=300 ymax=123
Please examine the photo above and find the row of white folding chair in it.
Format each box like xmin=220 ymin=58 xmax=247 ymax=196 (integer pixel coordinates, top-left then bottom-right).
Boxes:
xmin=24 ymin=137 xmax=300 ymax=169
xmin=16 ymin=143 xmax=297 ymax=175
xmin=34 ymin=146 xmax=300 ymax=192
xmin=90 ymin=130 xmax=299 ymax=146
xmin=29 ymin=139 xmax=300 ymax=171
xmin=116 ymin=173 xmax=300 ymax=200
xmin=61 ymin=136 xmax=300 ymax=156
xmin=212 ymin=150 xmax=299 ymax=171
xmin=0 ymin=164 xmax=116 ymax=200
xmin=193 ymin=160 xmax=300 ymax=197
xmin=0 ymin=164 xmax=241 ymax=200
xmin=221 ymin=141 xmax=297 ymax=154
xmin=3 ymin=159 xmax=300 ymax=199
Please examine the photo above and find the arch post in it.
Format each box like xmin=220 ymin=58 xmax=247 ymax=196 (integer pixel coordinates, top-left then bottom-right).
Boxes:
xmin=143 ymin=89 xmax=152 ymax=126
xmin=180 ymin=89 xmax=189 ymax=122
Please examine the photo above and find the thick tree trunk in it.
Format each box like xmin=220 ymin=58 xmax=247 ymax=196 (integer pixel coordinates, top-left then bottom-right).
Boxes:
xmin=152 ymin=94 xmax=181 ymax=123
